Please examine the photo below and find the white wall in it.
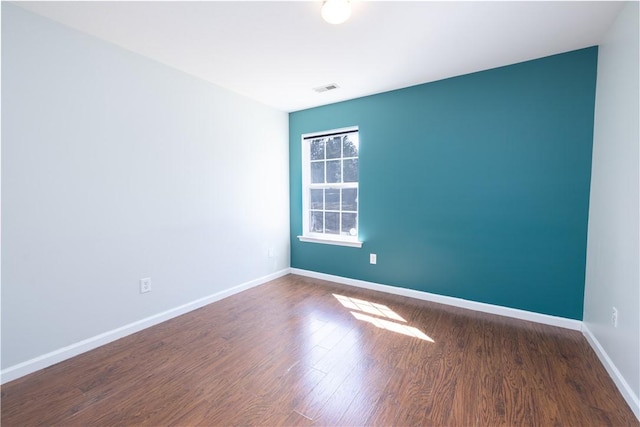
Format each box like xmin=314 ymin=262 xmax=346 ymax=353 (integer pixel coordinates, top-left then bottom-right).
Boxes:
xmin=1 ymin=4 xmax=289 ymax=372
xmin=584 ymin=1 xmax=639 ymax=418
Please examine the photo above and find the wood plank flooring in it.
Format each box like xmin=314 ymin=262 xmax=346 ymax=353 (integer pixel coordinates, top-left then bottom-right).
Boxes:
xmin=2 ymin=274 xmax=637 ymax=426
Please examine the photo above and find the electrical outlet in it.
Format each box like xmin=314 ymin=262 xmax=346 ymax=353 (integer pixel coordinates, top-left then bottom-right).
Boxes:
xmin=370 ymin=253 xmax=377 ymax=265
xmin=268 ymin=247 xmax=275 ymax=258
xmin=140 ymin=277 xmax=151 ymax=294
xmin=612 ymin=307 xmax=618 ymax=328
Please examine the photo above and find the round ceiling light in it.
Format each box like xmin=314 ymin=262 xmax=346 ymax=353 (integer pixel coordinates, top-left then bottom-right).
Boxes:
xmin=321 ymin=0 xmax=352 ymax=25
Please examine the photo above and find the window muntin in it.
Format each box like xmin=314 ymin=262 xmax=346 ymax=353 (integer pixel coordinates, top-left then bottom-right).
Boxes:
xmin=301 ymin=127 xmax=360 ymax=246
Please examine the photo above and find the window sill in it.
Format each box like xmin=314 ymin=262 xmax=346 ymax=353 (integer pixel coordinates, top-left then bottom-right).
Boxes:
xmin=297 ymin=235 xmax=363 ymax=248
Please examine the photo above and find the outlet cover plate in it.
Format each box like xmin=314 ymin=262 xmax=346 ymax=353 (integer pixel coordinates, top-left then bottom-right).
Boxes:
xmin=140 ymin=278 xmax=151 ymax=294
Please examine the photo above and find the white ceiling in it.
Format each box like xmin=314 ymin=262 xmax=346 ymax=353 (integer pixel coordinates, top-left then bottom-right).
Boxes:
xmin=14 ymin=1 xmax=623 ymax=112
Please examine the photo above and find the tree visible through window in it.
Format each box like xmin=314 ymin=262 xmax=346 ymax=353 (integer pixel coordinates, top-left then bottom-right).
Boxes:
xmin=300 ymin=127 xmax=360 ymax=247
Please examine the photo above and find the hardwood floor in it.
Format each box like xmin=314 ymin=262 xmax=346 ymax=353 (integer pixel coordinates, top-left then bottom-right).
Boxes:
xmin=2 ymin=274 xmax=637 ymax=426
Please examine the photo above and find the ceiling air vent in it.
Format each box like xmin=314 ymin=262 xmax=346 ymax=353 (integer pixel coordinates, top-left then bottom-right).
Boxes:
xmin=313 ymin=83 xmax=339 ymax=93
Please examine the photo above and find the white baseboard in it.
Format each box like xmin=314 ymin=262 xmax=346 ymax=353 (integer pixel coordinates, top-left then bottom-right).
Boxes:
xmin=290 ymin=268 xmax=582 ymax=331
xmin=0 ymin=268 xmax=291 ymax=385
xmin=582 ymin=324 xmax=640 ymax=420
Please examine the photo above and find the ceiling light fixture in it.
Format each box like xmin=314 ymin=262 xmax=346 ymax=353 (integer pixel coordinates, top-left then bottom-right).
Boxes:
xmin=321 ymin=0 xmax=351 ymax=25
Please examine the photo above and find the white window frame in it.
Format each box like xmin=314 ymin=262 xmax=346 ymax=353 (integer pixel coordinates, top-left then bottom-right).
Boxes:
xmin=298 ymin=126 xmax=362 ymax=248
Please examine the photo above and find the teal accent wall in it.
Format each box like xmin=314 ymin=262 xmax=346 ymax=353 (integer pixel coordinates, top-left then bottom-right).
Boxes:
xmin=289 ymin=47 xmax=598 ymax=320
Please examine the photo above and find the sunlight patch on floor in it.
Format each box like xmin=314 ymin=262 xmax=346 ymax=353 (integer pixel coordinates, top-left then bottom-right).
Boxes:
xmin=333 ymin=294 xmax=406 ymax=322
xmin=333 ymin=294 xmax=434 ymax=342
xmin=350 ymin=311 xmax=435 ymax=342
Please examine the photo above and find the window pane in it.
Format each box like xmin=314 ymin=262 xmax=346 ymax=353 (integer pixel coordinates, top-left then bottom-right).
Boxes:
xmin=326 ymin=137 xmax=341 ymax=159
xmin=343 ymin=158 xmax=358 ymax=182
xmin=310 ymin=211 xmax=323 ymax=232
xmin=325 ymin=212 xmax=339 ymax=234
xmin=311 ymin=161 xmax=325 ymax=184
xmin=310 ymin=189 xmax=323 ymax=209
xmin=325 ymin=188 xmax=340 ymax=210
xmin=343 ymin=135 xmax=358 ymax=157
xmin=342 ymin=188 xmax=357 ymax=211
xmin=327 ymin=160 xmax=341 ymax=183
xmin=342 ymin=213 xmax=357 ymax=235
xmin=310 ymin=139 xmax=325 ymax=160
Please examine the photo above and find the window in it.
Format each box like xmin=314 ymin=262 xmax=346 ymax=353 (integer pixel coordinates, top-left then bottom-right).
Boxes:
xmin=298 ymin=127 xmax=362 ymax=248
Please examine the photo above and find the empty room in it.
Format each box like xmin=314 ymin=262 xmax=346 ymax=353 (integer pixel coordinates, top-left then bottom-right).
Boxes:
xmin=1 ymin=1 xmax=639 ymax=425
